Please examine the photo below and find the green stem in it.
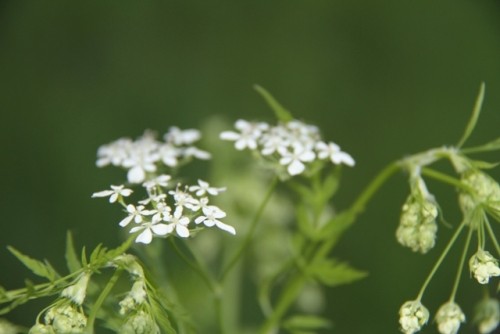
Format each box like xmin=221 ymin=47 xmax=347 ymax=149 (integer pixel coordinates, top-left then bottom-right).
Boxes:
xmin=484 ymin=216 xmax=500 ymax=256
xmin=416 ymin=221 xmax=466 ymax=301
xmin=86 ymin=269 xmax=122 ymax=333
xmin=169 ymin=239 xmax=216 ymax=293
xmin=449 ymin=225 xmax=473 ymax=302
xmin=259 ymin=162 xmax=401 ymax=332
xmin=420 ymin=168 xmax=473 ymax=193
xmin=220 ymin=176 xmax=279 ymax=281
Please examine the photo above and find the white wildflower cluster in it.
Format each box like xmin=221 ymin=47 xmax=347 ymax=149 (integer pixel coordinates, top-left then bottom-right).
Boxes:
xmin=29 ymin=272 xmax=91 ymax=334
xmin=93 ymin=127 xmax=235 ymax=244
xmin=474 ymin=297 xmax=500 ymax=334
xmin=96 ymin=127 xmax=210 ymax=184
xmin=93 ymin=177 xmax=234 ymax=244
xmin=220 ymin=119 xmax=354 ymax=176
xmin=398 ymin=300 xmax=429 ymax=334
xmin=435 ymin=302 xmax=466 ymax=334
xmin=29 ymin=303 xmax=87 ymax=334
xmin=111 ymin=255 xmax=160 ymax=334
xmin=469 ymin=249 xmax=500 ymax=284
xmin=459 ymin=170 xmax=500 ymax=220
xmin=396 ymin=177 xmax=438 ymax=254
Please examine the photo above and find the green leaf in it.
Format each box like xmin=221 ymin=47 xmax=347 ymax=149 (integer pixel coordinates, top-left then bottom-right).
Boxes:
xmin=81 ymin=246 xmax=88 ymax=266
xmin=457 ymin=82 xmax=485 ymax=148
xmin=296 ymin=204 xmax=316 ymax=239
xmin=8 ymin=246 xmax=59 ymax=281
xmin=254 ymin=85 xmax=294 ymax=122
xmin=283 ymin=314 xmax=332 ymax=332
xmin=469 ymin=159 xmax=499 ymax=170
xmin=318 ymin=211 xmax=356 ymax=242
xmin=309 ymin=259 xmax=368 ymax=287
xmin=65 ymin=231 xmax=81 ymax=273
xmin=462 ymin=137 xmax=500 ymax=154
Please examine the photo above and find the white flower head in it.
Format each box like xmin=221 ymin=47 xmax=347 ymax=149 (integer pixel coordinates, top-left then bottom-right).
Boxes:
xmin=92 ymin=185 xmax=132 ymax=203
xmin=169 ymin=186 xmax=199 ymax=211
xmin=435 ymin=302 xmax=466 ymax=334
xmin=474 ymin=297 xmax=500 ymax=334
xmin=278 ymin=143 xmax=316 ymax=176
xmin=399 ymin=300 xmax=429 ymax=334
xmin=469 ymin=249 xmax=500 ymax=284
xmin=142 ymin=174 xmax=171 ymax=190
xmin=315 ymin=141 xmax=355 ymax=167
xmin=189 ymin=179 xmax=226 ymax=196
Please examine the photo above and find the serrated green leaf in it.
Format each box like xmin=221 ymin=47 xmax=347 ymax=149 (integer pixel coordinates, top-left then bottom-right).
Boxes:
xmin=8 ymin=246 xmax=58 ymax=281
xmin=254 ymin=85 xmax=294 ymax=122
xmin=309 ymin=259 xmax=368 ymax=287
xmin=65 ymin=231 xmax=81 ymax=273
xmin=457 ymin=82 xmax=485 ymax=148
xmin=283 ymin=314 xmax=332 ymax=331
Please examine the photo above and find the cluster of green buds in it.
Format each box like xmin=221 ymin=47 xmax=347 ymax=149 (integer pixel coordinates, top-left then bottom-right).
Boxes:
xmin=396 ymin=174 xmax=439 ymax=254
xmin=112 ymin=255 xmax=160 ymax=334
xmin=29 ymin=273 xmax=91 ymax=334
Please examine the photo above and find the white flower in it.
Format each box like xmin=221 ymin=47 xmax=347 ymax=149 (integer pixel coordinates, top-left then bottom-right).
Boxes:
xmin=92 ymin=185 xmax=133 ymax=203
xmin=195 ymin=206 xmax=235 ymax=235
xmin=183 ymin=146 xmax=211 ymax=160
xmin=435 ymin=302 xmax=466 ymax=334
xmin=399 ymin=300 xmax=429 ymax=334
xmin=169 ymin=187 xmax=199 ymax=211
xmin=123 ymin=153 xmax=158 ymax=184
xmin=142 ymin=174 xmax=171 ymax=190
xmin=220 ymin=119 xmax=268 ymax=151
xmin=164 ymin=126 xmax=201 ymax=145
xmin=158 ymin=144 xmax=179 ymax=167
xmin=96 ymin=138 xmax=131 ymax=167
xmin=469 ymin=249 xmax=500 ymax=284
xmin=189 ymin=180 xmax=226 ymax=196
xmin=150 ymin=200 xmax=172 ymax=223
xmin=61 ymin=273 xmax=91 ymax=305
xmin=165 ymin=207 xmax=190 ymax=238
xmin=129 ymin=220 xmax=170 ymax=244
xmin=119 ymin=205 xmax=154 ymax=227
xmin=279 ymin=143 xmax=316 ymax=176
xmin=316 ymin=141 xmax=355 ymax=167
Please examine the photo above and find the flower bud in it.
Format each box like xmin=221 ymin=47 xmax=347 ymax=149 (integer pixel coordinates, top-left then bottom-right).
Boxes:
xmin=469 ymin=249 xmax=500 ymax=284
xmin=121 ymin=310 xmax=159 ymax=334
xmin=399 ymin=300 xmax=429 ymax=334
xmin=396 ymin=194 xmax=438 ymax=253
xmin=459 ymin=170 xmax=500 ymax=219
xmin=474 ymin=298 xmax=500 ymax=334
xmin=435 ymin=302 xmax=465 ymax=334
xmin=61 ymin=273 xmax=90 ymax=305
xmin=29 ymin=324 xmax=55 ymax=334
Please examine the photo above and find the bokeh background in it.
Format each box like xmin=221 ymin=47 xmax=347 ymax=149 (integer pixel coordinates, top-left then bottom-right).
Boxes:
xmin=1 ymin=0 xmax=499 ymax=333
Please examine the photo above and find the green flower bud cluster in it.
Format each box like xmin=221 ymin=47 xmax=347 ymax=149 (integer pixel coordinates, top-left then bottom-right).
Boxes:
xmin=398 ymin=300 xmax=429 ymax=334
xmin=469 ymin=249 xmax=500 ymax=284
xmin=435 ymin=302 xmax=466 ymax=334
xmin=29 ymin=303 xmax=87 ymax=334
xmin=459 ymin=170 xmax=500 ymax=222
xmin=397 ymin=180 xmax=438 ymax=254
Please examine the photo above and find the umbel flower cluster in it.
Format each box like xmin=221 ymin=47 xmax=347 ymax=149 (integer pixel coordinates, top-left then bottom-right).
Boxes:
xmin=396 ymin=85 xmax=500 ymax=334
xmin=93 ymin=128 xmax=235 ymax=244
xmin=220 ymin=119 xmax=354 ymax=176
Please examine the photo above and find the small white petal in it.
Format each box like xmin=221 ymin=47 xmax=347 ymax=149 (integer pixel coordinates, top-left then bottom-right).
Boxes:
xmin=128 ymin=166 xmax=146 ymax=184
xmin=195 ymin=216 xmax=206 ymax=225
xmin=119 ymin=216 xmax=134 ymax=227
xmin=215 ymin=221 xmax=236 ymax=235
xmin=288 ymin=160 xmax=305 ymax=175
xmin=151 ymin=224 xmax=170 ymax=236
xmin=92 ymin=190 xmax=114 ymax=198
xmin=176 ymin=225 xmax=190 ymax=238
xmin=220 ymin=131 xmax=240 ymax=141
xmin=136 ymin=229 xmax=153 ymax=244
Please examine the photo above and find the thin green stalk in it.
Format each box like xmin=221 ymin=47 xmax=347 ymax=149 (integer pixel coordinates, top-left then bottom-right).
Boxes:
xmin=420 ymin=168 xmax=473 ymax=193
xmin=416 ymin=221 xmax=466 ymax=301
xmin=169 ymin=238 xmax=216 ymax=293
xmin=484 ymin=216 xmax=500 ymax=256
xmin=449 ymin=224 xmax=473 ymax=302
xmin=86 ymin=269 xmax=123 ymax=333
xmin=221 ymin=176 xmax=279 ymax=281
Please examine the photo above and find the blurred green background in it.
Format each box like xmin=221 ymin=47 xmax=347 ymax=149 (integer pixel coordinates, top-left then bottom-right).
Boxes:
xmin=1 ymin=0 xmax=499 ymax=333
